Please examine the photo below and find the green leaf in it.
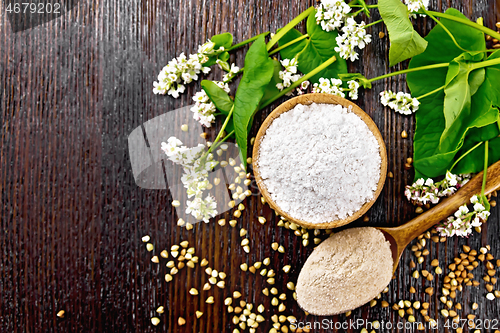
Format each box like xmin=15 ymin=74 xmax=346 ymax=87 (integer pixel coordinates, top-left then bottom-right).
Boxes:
xmin=408 ymin=9 xmax=485 ymax=98
xmin=294 ymin=10 xmax=347 ymax=83
xmin=407 ymin=9 xmax=488 ymax=178
xmin=451 ymin=51 xmax=500 ymax=174
xmin=378 ymin=0 xmax=428 ymax=66
xmin=278 ymin=28 xmax=309 ymax=60
xmin=201 ymin=80 xmax=235 ymax=134
xmin=203 ymin=57 xmax=217 ymax=67
xmin=218 ymin=51 xmax=230 ymax=62
xmin=260 ymin=59 xmax=282 ymax=107
xmin=438 ymin=52 xmax=485 ymax=152
xmin=470 ymin=50 xmax=500 ymax=116
xmin=202 ymin=33 xmax=234 ymax=67
xmin=233 ymin=36 xmax=275 ymax=167
xmin=201 ymin=80 xmax=234 ymax=115
xmin=465 ymin=122 xmax=500 ymax=144
xmin=211 ymin=32 xmax=233 ymax=49
xmin=338 ymin=73 xmax=372 ymax=89
xmin=454 ymin=137 xmax=500 ymax=174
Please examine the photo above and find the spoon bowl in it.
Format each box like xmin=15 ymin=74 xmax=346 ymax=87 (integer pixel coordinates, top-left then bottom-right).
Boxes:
xmin=296 ymin=160 xmax=500 ymax=317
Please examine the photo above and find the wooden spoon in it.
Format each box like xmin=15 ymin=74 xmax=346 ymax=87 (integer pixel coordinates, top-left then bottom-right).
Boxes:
xmin=378 ymin=159 xmax=500 ymax=273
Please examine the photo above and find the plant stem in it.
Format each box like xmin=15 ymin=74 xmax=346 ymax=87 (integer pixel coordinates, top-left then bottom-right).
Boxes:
xmin=259 ymin=55 xmax=338 ymax=109
xmin=207 ymin=105 xmax=234 ymax=155
xmin=481 ymin=140 xmax=489 ymax=196
xmin=450 ymin=141 xmax=484 ymax=172
xmin=227 ymin=32 xmax=270 ymax=52
xmin=425 ymin=11 xmax=500 ymax=41
xmin=210 ymin=130 xmax=235 ymax=152
xmin=471 ymin=56 xmax=500 ymax=70
xmin=365 ymin=19 xmax=383 ymax=28
xmin=415 ymin=84 xmax=446 ymax=100
xmin=367 ymin=62 xmax=450 ymax=83
xmin=351 ymin=8 xmax=365 ymax=18
xmin=267 ymin=6 xmax=315 ymax=51
xmin=350 ymin=4 xmax=378 ymax=8
xmin=269 ymin=34 xmax=309 ymax=56
xmin=422 ymin=9 xmax=469 ymax=52
xmin=357 ymin=0 xmax=371 ymax=17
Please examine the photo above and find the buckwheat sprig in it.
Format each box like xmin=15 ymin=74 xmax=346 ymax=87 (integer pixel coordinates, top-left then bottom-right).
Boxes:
xmin=153 ymin=40 xmax=217 ymax=97
xmin=312 ymin=77 xmax=344 ymax=97
xmin=346 ymin=80 xmax=360 ymax=100
xmin=405 ymin=0 xmax=430 ymax=18
xmin=161 ymin=138 xmax=218 ymax=222
xmin=380 ymin=90 xmax=420 ymax=115
xmin=191 ymin=81 xmax=230 ymax=127
xmin=334 ymin=17 xmax=372 ymax=62
xmin=276 ymin=58 xmax=303 ymax=95
xmin=436 ymin=195 xmax=491 ymax=237
xmin=405 ymin=171 xmax=471 ymax=206
xmin=315 ymin=0 xmax=351 ymax=32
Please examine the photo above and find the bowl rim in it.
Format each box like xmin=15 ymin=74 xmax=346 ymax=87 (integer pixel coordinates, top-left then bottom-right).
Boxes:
xmin=252 ymin=93 xmax=388 ymax=229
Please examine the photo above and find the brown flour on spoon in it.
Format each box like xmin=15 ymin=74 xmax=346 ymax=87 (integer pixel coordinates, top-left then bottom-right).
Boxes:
xmin=296 ymin=227 xmax=393 ymax=316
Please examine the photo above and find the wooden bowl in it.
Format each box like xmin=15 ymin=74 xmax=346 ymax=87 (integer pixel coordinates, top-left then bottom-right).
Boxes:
xmin=252 ymin=93 xmax=387 ymax=229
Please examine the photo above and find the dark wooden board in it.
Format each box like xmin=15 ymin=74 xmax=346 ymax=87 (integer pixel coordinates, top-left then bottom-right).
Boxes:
xmin=1 ymin=0 xmax=499 ymax=332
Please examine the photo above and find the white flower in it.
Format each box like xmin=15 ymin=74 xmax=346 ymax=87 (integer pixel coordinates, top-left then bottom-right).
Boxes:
xmin=471 ymin=217 xmax=482 ymax=227
xmin=315 ymin=0 xmax=351 ymax=32
xmin=454 ymin=205 xmax=469 ymax=218
xmin=470 ymin=195 xmax=479 ymax=204
xmin=153 ymin=44 xmax=213 ymax=97
xmin=334 ymin=18 xmax=371 ymax=62
xmin=161 ymin=137 xmax=186 ymax=162
xmin=186 ymin=195 xmax=218 ymax=223
xmin=190 ymin=81 xmax=230 ymax=127
xmin=379 ymin=90 xmax=419 ymax=115
xmin=404 ymin=0 xmax=430 ymax=18
xmin=439 ymin=187 xmax=456 ymax=197
xmin=347 ymin=80 xmax=359 ymax=100
xmin=445 ymin=171 xmax=458 ymax=186
xmin=478 ymin=210 xmax=490 ymax=220
xmin=405 ymin=172 xmax=470 ymax=206
xmin=452 ymin=217 xmax=462 ymax=229
xmin=162 ymin=137 xmax=219 ymax=223
xmin=473 ymin=203 xmax=485 ymax=212
xmin=276 ymin=58 xmax=303 ymax=95
xmin=312 ymin=78 xmax=345 ymax=97
xmin=193 ymin=91 xmax=209 ymax=103
xmin=436 ymin=191 xmax=490 ymax=238
xmin=198 ymin=40 xmax=215 ymax=54
xmin=295 ymin=80 xmax=310 ymax=95
xmin=223 ymin=63 xmax=240 ymax=83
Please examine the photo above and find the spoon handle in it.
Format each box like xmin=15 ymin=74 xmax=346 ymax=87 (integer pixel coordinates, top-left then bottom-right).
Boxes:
xmin=391 ymin=159 xmax=500 ymax=247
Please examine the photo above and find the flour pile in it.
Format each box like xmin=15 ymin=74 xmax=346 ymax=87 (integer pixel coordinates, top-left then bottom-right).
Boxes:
xmin=296 ymin=227 xmax=393 ymax=315
xmin=257 ymin=103 xmax=381 ymax=223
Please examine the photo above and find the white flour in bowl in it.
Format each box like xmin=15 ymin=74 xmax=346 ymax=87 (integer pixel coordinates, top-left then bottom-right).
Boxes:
xmin=257 ymin=103 xmax=381 ymax=223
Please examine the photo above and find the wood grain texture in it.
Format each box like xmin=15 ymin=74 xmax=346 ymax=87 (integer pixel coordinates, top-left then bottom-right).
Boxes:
xmin=0 ymin=0 xmax=499 ymax=332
